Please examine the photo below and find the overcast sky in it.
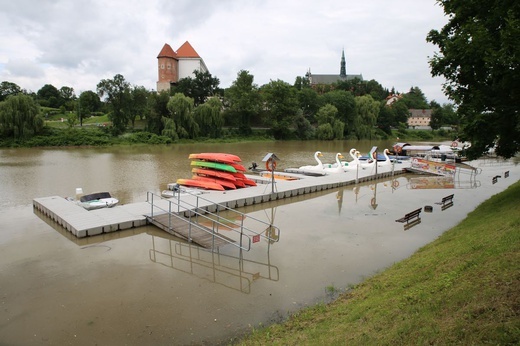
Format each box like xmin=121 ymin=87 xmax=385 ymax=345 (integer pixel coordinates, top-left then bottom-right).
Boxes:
xmin=0 ymin=0 xmax=450 ymax=104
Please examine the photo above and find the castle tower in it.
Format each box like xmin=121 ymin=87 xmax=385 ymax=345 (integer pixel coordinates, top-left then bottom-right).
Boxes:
xmin=157 ymin=43 xmax=178 ymax=93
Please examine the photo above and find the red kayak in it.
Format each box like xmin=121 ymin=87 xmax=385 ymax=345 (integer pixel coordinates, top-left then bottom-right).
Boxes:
xmin=191 ymin=167 xmax=236 ymax=181
xmin=232 ymin=172 xmax=257 ymax=186
xmin=229 ymin=162 xmax=247 ymax=172
xmin=192 ymin=175 xmax=236 ymax=190
xmin=188 ymin=153 xmax=242 ymax=164
xmin=176 ymin=178 xmax=225 ymax=191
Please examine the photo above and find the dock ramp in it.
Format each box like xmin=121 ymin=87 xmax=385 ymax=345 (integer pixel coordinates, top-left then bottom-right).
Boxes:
xmin=145 ymin=191 xmax=280 ymax=251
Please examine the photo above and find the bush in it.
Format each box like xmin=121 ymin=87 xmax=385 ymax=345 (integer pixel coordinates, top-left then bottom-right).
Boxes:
xmin=416 ymin=130 xmax=434 ymax=140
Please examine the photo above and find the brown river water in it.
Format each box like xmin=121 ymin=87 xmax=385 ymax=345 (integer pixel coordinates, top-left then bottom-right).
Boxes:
xmin=0 ymin=140 xmax=518 ymax=345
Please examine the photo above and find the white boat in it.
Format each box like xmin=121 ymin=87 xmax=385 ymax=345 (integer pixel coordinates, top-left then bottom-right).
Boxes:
xmin=78 ymin=192 xmax=119 ymax=210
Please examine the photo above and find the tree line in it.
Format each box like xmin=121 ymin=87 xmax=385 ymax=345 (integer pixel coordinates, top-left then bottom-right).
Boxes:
xmin=0 ymin=71 xmax=456 ymax=142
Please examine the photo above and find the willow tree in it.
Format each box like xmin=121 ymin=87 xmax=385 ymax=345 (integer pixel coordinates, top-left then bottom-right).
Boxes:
xmin=0 ymin=94 xmax=44 ymax=139
xmin=194 ymin=97 xmax=224 ymax=138
xmin=315 ymin=104 xmax=344 ymax=140
xmin=353 ymin=95 xmax=380 ymax=139
xmin=166 ymin=93 xmax=198 ymax=139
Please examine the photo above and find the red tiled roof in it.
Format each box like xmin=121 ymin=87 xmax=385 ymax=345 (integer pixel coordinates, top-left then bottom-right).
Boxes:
xmin=176 ymin=41 xmax=200 ymax=58
xmin=157 ymin=43 xmax=177 ymax=58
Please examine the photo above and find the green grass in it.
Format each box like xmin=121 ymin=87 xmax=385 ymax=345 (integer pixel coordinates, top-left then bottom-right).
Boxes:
xmin=237 ymin=181 xmax=520 ymax=345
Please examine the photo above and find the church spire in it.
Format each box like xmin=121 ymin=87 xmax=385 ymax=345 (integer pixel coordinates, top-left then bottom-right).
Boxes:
xmin=340 ymin=49 xmax=347 ymax=78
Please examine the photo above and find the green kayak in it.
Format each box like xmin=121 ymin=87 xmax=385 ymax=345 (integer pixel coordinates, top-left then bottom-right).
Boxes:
xmin=190 ymin=160 xmax=237 ymax=173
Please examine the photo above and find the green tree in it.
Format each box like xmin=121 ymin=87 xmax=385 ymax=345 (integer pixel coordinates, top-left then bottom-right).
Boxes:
xmin=0 ymin=81 xmax=22 ymax=101
xmin=148 ymin=91 xmax=170 ymax=135
xmin=59 ymin=86 xmax=75 ymax=101
xmin=78 ymin=91 xmax=101 ymax=117
xmin=442 ymin=103 xmax=458 ymax=128
xmin=377 ymin=102 xmax=396 ymax=134
xmin=37 ymin=84 xmax=61 ymax=108
xmin=316 ymin=123 xmax=334 ymax=140
xmin=293 ymin=75 xmax=310 ymax=90
xmin=392 ymin=99 xmax=410 ymax=124
xmin=0 ymin=94 xmax=44 ymax=139
xmin=335 ymin=77 xmax=366 ymax=96
xmin=315 ymin=104 xmax=344 ymax=140
xmin=353 ymin=95 xmax=380 ymax=139
xmin=224 ymin=70 xmax=260 ymax=135
xmin=293 ymin=110 xmax=315 ymax=139
xmin=194 ymin=97 xmax=224 ymax=138
xmin=318 ymin=90 xmax=355 ymax=136
xmin=297 ymin=86 xmax=319 ymax=120
xmin=315 ymin=104 xmax=338 ymax=126
xmin=401 ymin=86 xmax=429 ymax=109
xmin=172 ymin=70 xmax=221 ymax=106
xmin=97 ymin=74 xmax=132 ymax=135
xmin=166 ymin=93 xmax=198 ymax=138
xmin=427 ymin=0 xmax=519 ymax=159
xmin=129 ymin=86 xmax=150 ymax=128
xmin=365 ymin=79 xmax=388 ymax=101
xmin=260 ymin=80 xmax=299 ymax=139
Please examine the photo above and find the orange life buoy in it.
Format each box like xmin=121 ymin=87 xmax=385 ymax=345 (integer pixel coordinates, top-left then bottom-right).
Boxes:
xmin=451 ymin=141 xmax=458 ymax=147
xmin=393 ymin=180 xmax=399 ymax=188
xmin=266 ymin=159 xmax=277 ymax=171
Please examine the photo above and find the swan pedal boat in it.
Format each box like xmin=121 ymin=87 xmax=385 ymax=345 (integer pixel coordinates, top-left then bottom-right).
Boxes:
xmin=293 ymin=151 xmax=327 ymax=175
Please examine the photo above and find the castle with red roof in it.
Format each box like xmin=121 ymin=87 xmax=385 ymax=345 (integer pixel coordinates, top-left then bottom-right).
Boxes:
xmin=156 ymin=41 xmax=209 ymax=92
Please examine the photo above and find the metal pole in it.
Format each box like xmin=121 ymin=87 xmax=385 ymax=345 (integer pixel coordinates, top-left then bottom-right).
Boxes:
xmin=271 ymin=160 xmax=275 ymax=194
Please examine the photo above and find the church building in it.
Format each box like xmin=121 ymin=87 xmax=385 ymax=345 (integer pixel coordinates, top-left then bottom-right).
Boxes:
xmin=156 ymin=41 xmax=209 ymax=92
xmin=307 ymin=49 xmax=363 ymax=86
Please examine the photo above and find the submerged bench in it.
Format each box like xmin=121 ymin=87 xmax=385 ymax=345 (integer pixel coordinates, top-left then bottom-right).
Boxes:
xmin=396 ymin=208 xmax=422 ymax=224
xmin=436 ymin=194 xmax=454 ymax=206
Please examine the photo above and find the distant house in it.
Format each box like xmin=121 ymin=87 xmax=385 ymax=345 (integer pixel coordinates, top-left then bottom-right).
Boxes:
xmin=156 ymin=41 xmax=209 ymax=93
xmin=407 ymin=109 xmax=432 ymax=128
xmin=385 ymin=93 xmax=403 ymax=106
xmin=307 ymin=49 xmax=363 ymax=87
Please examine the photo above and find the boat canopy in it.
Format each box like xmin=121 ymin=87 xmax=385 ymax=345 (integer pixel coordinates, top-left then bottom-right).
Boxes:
xmin=402 ymin=145 xmax=440 ymax=152
xmin=80 ymin=192 xmax=112 ymax=202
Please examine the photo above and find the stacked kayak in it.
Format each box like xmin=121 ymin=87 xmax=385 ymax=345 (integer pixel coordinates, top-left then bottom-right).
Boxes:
xmin=176 ymin=153 xmax=257 ymax=191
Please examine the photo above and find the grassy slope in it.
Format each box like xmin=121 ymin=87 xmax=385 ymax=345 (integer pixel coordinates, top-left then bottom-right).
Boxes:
xmin=239 ymin=181 xmax=520 ymax=345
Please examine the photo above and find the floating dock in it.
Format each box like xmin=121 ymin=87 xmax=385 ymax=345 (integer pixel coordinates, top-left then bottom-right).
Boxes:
xmin=33 ymin=163 xmax=410 ymax=244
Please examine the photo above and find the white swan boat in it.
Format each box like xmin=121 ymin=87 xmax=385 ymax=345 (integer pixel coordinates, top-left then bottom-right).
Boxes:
xmin=323 ymin=153 xmax=346 ymax=174
xmin=377 ymin=149 xmax=393 ymax=167
xmin=341 ymin=149 xmax=361 ymax=171
xmin=296 ymin=151 xmax=326 ymax=175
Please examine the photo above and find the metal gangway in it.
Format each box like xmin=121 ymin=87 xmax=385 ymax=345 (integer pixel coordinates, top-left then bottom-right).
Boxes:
xmin=145 ymin=191 xmax=280 ymax=251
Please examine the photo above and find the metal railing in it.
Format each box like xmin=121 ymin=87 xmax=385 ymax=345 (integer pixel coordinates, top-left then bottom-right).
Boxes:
xmin=146 ymin=190 xmax=280 ymax=251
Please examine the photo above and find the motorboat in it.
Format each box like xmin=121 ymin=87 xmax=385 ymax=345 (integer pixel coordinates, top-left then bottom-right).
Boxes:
xmin=78 ymin=192 xmax=119 ymax=210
